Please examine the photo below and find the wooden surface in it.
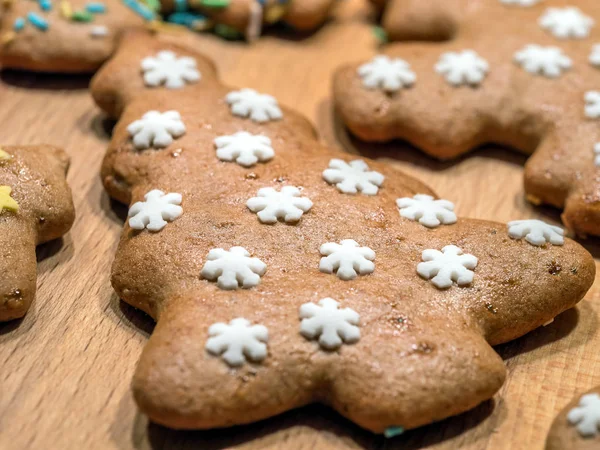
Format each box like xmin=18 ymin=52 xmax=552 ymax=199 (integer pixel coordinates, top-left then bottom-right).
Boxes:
xmin=1 ymin=1 xmax=599 ymax=449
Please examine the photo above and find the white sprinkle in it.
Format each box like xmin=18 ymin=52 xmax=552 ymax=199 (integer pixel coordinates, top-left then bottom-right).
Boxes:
xmin=90 ymin=26 xmax=108 ymax=38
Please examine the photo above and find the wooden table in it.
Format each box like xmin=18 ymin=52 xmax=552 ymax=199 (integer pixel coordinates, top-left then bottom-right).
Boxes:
xmin=1 ymin=1 xmax=599 ymax=448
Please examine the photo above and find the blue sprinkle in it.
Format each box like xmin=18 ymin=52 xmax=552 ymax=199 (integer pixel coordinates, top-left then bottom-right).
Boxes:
xmin=123 ymin=0 xmax=154 ymax=21
xmin=167 ymin=11 xmax=207 ymax=27
xmin=27 ymin=12 xmax=49 ymax=31
xmin=174 ymin=0 xmax=187 ymax=12
xmin=384 ymin=426 xmax=404 ymax=438
xmin=13 ymin=17 xmax=25 ymax=32
xmin=39 ymin=0 xmax=52 ymax=11
xmin=86 ymin=2 xmax=106 ymax=13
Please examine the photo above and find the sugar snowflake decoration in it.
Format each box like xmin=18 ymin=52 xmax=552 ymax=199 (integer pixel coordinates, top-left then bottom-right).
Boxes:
xmin=127 ymin=110 xmax=186 ymax=149
xmin=514 ymin=45 xmax=572 ymax=78
xmin=319 ymin=239 xmax=376 ymax=281
xmin=128 ymin=189 xmax=183 ymax=232
xmin=213 ymin=132 xmax=274 ymax=167
xmin=417 ymin=245 xmax=478 ymax=289
xmin=205 ymin=318 xmax=269 ymax=367
xmin=585 ymin=91 xmax=600 ymax=118
xmin=201 ymin=246 xmax=267 ymax=290
xmin=500 ymin=0 xmax=541 ymax=6
xmin=567 ymin=393 xmax=600 ymax=437
xmin=323 ymin=159 xmax=385 ymax=196
xmin=595 ymin=143 xmax=600 ymax=166
xmin=590 ymin=44 xmax=600 ymax=67
xmin=226 ymin=88 xmax=283 ymax=123
xmin=396 ymin=194 xmax=457 ymax=228
xmin=299 ymin=298 xmax=360 ymax=350
xmin=507 ymin=219 xmax=564 ymax=246
xmin=141 ymin=50 xmax=201 ymax=89
xmin=357 ymin=55 xmax=417 ymax=92
xmin=539 ymin=7 xmax=594 ymax=39
xmin=246 ymin=186 xmax=313 ymax=224
xmin=434 ymin=50 xmax=489 ymax=86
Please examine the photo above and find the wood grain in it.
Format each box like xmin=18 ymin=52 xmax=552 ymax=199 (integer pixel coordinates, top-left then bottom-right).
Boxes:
xmin=0 ymin=1 xmax=599 ymax=449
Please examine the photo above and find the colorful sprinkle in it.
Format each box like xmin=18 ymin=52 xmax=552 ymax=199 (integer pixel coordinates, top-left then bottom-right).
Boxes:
xmin=214 ymin=23 xmax=242 ymax=39
xmin=13 ymin=17 xmax=25 ymax=32
xmin=199 ymin=0 xmax=229 ymax=7
xmin=60 ymin=1 xmax=73 ymax=18
xmin=141 ymin=0 xmax=159 ymax=12
xmin=39 ymin=0 xmax=52 ymax=11
xmin=0 ymin=186 xmax=19 ymax=213
xmin=72 ymin=10 xmax=93 ymax=21
xmin=174 ymin=0 xmax=186 ymax=12
xmin=264 ymin=4 xmax=286 ymax=24
xmin=27 ymin=12 xmax=49 ymax=31
xmin=123 ymin=0 xmax=155 ymax=21
xmin=90 ymin=25 xmax=108 ymax=37
xmin=86 ymin=2 xmax=106 ymax=13
xmin=373 ymin=26 xmax=388 ymax=44
xmin=384 ymin=427 xmax=404 ymax=438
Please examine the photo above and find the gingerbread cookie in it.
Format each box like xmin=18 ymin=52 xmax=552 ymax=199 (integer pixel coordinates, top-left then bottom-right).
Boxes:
xmin=160 ymin=0 xmax=337 ymax=41
xmin=547 ymin=387 xmax=600 ymax=449
xmin=91 ymin=31 xmax=594 ymax=433
xmin=334 ymin=0 xmax=600 ymax=237
xmin=0 ymin=0 xmax=156 ymax=72
xmin=0 ymin=145 xmax=74 ymax=321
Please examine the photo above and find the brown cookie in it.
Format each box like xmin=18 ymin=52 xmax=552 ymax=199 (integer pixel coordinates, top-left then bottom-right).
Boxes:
xmin=0 ymin=145 xmax=74 ymax=321
xmin=91 ymin=31 xmax=595 ymax=433
xmin=547 ymin=387 xmax=600 ymax=449
xmin=0 ymin=0 xmax=152 ymax=72
xmin=334 ymin=0 xmax=600 ymax=237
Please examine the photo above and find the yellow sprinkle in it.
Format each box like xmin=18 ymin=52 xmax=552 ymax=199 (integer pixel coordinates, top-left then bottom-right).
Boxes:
xmin=0 ymin=186 xmax=19 ymax=213
xmin=0 ymin=149 xmax=12 ymax=161
xmin=264 ymin=4 xmax=287 ymax=24
xmin=1 ymin=31 xmax=16 ymax=46
xmin=60 ymin=1 xmax=73 ymax=19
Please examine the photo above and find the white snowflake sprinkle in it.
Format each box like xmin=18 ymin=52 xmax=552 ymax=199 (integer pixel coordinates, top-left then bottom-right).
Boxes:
xmin=323 ymin=159 xmax=384 ymax=196
xmin=205 ymin=318 xmax=268 ymax=367
xmin=586 ymin=91 xmax=600 ymax=118
xmin=590 ymin=44 xmax=600 ymax=67
xmin=141 ymin=50 xmax=200 ymax=89
xmin=417 ymin=245 xmax=478 ymax=289
xmin=514 ymin=45 xmax=572 ymax=78
xmin=500 ymin=0 xmax=541 ymax=6
xmin=127 ymin=110 xmax=186 ymax=149
xmin=396 ymin=194 xmax=457 ymax=228
xmin=201 ymin=247 xmax=267 ymax=290
xmin=299 ymin=298 xmax=360 ymax=350
xmin=595 ymin=143 xmax=600 ymax=166
xmin=90 ymin=25 xmax=108 ymax=38
xmin=226 ymin=88 xmax=283 ymax=123
xmin=435 ymin=50 xmax=489 ymax=86
xmin=567 ymin=393 xmax=600 ymax=437
xmin=319 ymin=239 xmax=375 ymax=281
xmin=539 ymin=7 xmax=594 ymax=39
xmin=357 ymin=55 xmax=416 ymax=92
xmin=128 ymin=189 xmax=183 ymax=232
xmin=507 ymin=219 xmax=564 ymax=246
xmin=213 ymin=132 xmax=274 ymax=167
xmin=247 ymin=186 xmax=312 ymax=224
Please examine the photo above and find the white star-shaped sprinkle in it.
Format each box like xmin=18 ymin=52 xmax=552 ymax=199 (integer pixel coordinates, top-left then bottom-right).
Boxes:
xmin=417 ymin=245 xmax=478 ymax=289
xmin=357 ymin=55 xmax=417 ymax=92
xmin=514 ymin=45 xmax=572 ymax=78
xmin=507 ymin=219 xmax=564 ymax=246
xmin=435 ymin=50 xmax=489 ymax=86
xmin=127 ymin=110 xmax=186 ymax=149
xmin=226 ymin=88 xmax=283 ymax=123
xmin=205 ymin=318 xmax=268 ymax=367
xmin=213 ymin=132 xmax=274 ymax=167
xmin=586 ymin=91 xmax=600 ymax=118
xmin=567 ymin=393 xmax=600 ymax=437
xmin=595 ymin=143 xmax=600 ymax=166
xmin=299 ymin=298 xmax=360 ymax=350
xmin=141 ymin=50 xmax=201 ymax=89
xmin=323 ymin=159 xmax=384 ymax=195
xmin=500 ymin=0 xmax=541 ymax=6
xmin=201 ymin=247 xmax=267 ymax=290
xmin=396 ymin=194 xmax=457 ymax=228
xmin=128 ymin=189 xmax=183 ymax=232
xmin=539 ymin=7 xmax=594 ymax=39
xmin=319 ymin=239 xmax=376 ymax=280
xmin=589 ymin=44 xmax=600 ymax=67
xmin=247 ymin=186 xmax=312 ymax=224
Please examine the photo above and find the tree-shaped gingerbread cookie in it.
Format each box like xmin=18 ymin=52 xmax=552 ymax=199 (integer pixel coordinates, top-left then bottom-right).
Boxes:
xmin=0 ymin=145 xmax=74 ymax=321
xmin=91 ymin=31 xmax=595 ymax=433
xmin=334 ymin=0 xmax=600 ymax=237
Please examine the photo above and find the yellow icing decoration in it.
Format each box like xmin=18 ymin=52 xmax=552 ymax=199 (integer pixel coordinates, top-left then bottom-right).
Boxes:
xmin=0 ymin=186 xmax=19 ymax=213
xmin=0 ymin=149 xmax=11 ymax=161
xmin=264 ymin=4 xmax=287 ymax=24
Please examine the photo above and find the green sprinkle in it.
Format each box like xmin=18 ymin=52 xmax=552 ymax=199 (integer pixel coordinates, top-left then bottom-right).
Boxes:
xmin=214 ymin=23 xmax=242 ymax=40
xmin=200 ymin=0 xmax=230 ymax=8
xmin=384 ymin=426 xmax=404 ymax=438
xmin=72 ymin=10 xmax=93 ymax=21
xmin=143 ymin=0 xmax=160 ymax=12
xmin=373 ymin=26 xmax=388 ymax=44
